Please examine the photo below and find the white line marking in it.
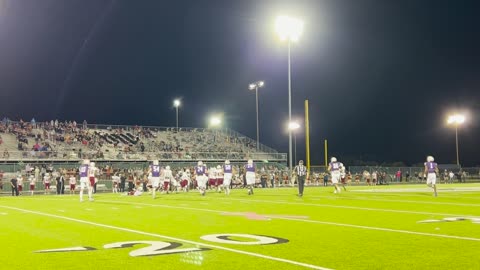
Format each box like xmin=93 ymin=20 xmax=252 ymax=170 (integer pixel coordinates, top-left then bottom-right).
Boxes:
xmin=0 ymin=205 xmax=331 ymax=270
xmin=272 ymin=216 xmax=480 ymax=242
xmin=309 ymin=195 xmax=480 ymax=207
xmin=35 ymin=247 xmax=94 ymax=253
xmin=96 ymin=200 xmax=480 ymax=242
xmin=58 ymin=210 xmax=65 ymax=213
xmin=85 ymin=208 xmax=93 ymax=211
xmin=204 ymin=198 xmax=480 ymax=219
xmin=0 ymin=212 xmax=7 ymax=215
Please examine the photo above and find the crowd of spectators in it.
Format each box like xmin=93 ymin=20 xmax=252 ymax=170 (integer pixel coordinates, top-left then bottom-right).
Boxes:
xmin=0 ymin=118 xmax=273 ymax=161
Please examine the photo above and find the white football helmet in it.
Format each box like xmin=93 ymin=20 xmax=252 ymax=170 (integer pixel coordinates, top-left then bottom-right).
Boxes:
xmin=198 ymin=161 xmax=203 ymax=166
xmin=216 ymin=165 xmax=221 ymax=169
xmin=331 ymin=157 xmax=337 ymax=162
xmin=427 ymin=156 xmax=434 ymax=162
xmin=90 ymin=162 xmax=95 ymax=167
xmin=248 ymin=159 xmax=253 ymax=165
xmin=83 ymin=159 xmax=90 ymax=165
xmin=153 ymin=160 xmax=159 ymax=165
xmin=225 ymin=160 xmax=230 ymax=165
xmin=166 ymin=166 xmax=170 ymax=170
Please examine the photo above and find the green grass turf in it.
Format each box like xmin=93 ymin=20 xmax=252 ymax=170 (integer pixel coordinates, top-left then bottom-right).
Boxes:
xmin=1 ymin=184 xmax=480 ymax=270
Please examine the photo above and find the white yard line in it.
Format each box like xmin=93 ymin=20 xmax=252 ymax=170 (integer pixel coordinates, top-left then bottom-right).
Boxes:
xmin=307 ymin=195 xmax=480 ymax=207
xmin=204 ymin=197 xmax=480 ymax=219
xmin=0 ymin=205 xmax=331 ymax=270
xmin=94 ymin=200 xmax=480 ymax=242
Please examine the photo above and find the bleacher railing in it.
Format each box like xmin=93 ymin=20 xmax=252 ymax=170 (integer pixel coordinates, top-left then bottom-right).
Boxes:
xmin=0 ymin=151 xmax=287 ymax=162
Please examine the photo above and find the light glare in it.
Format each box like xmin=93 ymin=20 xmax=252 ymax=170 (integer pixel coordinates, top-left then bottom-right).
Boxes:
xmin=447 ymin=114 xmax=465 ymax=125
xmin=288 ymin=122 xmax=300 ymax=130
xmin=210 ymin=116 xmax=221 ymax=126
xmin=173 ymin=99 xmax=181 ymax=107
xmin=275 ymin=16 xmax=304 ymax=42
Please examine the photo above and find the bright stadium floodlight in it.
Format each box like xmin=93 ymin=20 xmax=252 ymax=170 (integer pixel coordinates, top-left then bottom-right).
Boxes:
xmin=447 ymin=113 xmax=466 ymax=166
xmin=275 ymin=15 xmax=304 ymax=172
xmin=173 ymin=99 xmax=181 ymax=108
xmin=173 ymin=99 xmax=181 ymax=131
xmin=288 ymin=121 xmax=300 ymax=130
xmin=275 ymin=16 xmax=304 ymax=42
xmin=210 ymin=116 xmax=222 ymax=127
xmin=447 ymin=114 xmax=465 ymax=125
xmin=249 ymin=81 xmax=265 ymax=150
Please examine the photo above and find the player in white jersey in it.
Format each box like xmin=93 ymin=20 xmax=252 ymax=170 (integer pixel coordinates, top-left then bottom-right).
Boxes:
xmin=162 ymin=165 xmax=173 ymax=194
xmin=208 ymin=166 xmax=216 ymax=190
xmin=29 ymin=175 xmax=36 ymax=195
xmin=328 ymin=157 xmax=342 ymax=194
xmin=87 ymin=162 xmax=98 ymax=201
xmin=17 ymin=174 xmax=24 ymax=195
xmin=180 ymin=168 xmax=190 ymax=192
xmin=222 ymin=160 xmax=233 ymax=195
xmin=43 ymin=173 xmax=51 ymax=194
xmin=69 ymin=175 xmax=76 ymax=195
xmin=215 ymin=165 xmax=224 ymax=193
xmin=339 ymin=163 xmax=347 ymax=191
xmin=112 ymin=173 xmax=120 ymax=194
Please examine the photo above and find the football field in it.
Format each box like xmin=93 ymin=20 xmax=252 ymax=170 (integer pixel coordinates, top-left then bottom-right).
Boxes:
xmin=1 ymin=184 xmax=480 ymax=270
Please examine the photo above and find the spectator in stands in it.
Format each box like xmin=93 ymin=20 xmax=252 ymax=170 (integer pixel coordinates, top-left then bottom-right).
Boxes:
xmin=3 ymin=149 xmax=9 ymax=159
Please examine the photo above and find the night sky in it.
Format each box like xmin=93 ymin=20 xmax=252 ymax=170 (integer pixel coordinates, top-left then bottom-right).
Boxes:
xmin=0 ymin=0 xmax=479 ymax=166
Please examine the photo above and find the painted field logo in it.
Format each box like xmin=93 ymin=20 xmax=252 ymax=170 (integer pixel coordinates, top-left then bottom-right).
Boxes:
xmin=35 ymin=234 xmax=288 ymax=257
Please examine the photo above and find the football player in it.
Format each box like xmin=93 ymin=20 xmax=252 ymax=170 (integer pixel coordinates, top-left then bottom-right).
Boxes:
xmin=43 ymin=173 xmax=51 ymax=195
xmin=79 ymin=159 xmax=89 ymax=202
xmin=149 ymin=160 xmax=161 ymax=198
xmin=328 ymin=157 xmax=341 ymax=194
xmin=195 ymin=161 xmax=208 ymax=196
xmin=29 ymin=175 xmax=36 ymax=196
xmin=69 ymin=175 xmax=76 ymax=195
xmin=223 ymin=160 xmax=233 ymax=195
xmin=245 ymin=159 xmax=256 ymax=195
xmin=162 ymin=165 xmax=173 ymax=194
xmin=424 ymin=156 xmax=439 ymax=197
xmin=87 ymin=162 xmax=97 ymax=201
xmin=216 ymin=165 xmax=224 ymax=193
xmin=339 ymin=163 xmax=347 ymax=191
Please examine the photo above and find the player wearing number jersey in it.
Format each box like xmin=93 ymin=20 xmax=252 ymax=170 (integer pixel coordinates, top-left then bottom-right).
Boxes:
xmin=29 ymin=175 xmax=36 ymax=195
xmin=223 ymin=160 xmax=233 ymax=195
xmin=424 ymin=156 xmax=439 ymax=197
xmin=149 ymin=160 xmax=161 ymax=198
xmin=195 ymin=161 xmax=208 ymax=196
xmin=79 ymin=159 xmax=90 ymax=202
xmin=245 ymin=160 xmax=256 ymax=195
xmin=328 ymin=157 xmax=342 ymax=194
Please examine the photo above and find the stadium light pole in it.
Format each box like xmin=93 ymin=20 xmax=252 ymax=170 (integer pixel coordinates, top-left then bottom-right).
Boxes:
xmin=173 ymin=99 xmax=181 ymax=131
xmin=288 ymin=121 xmax=300 ymax=165
xmin=447 ymin=114 xmax=465 ymax=166
xmin=275 ymin=15 xmax=304 ymax=172
xmin=249 ymin=81 xmax=264 ymax=151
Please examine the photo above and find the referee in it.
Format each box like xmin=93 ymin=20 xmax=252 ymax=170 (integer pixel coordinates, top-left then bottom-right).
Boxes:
xmin=294 ymin=160 xmax=308 ymax=197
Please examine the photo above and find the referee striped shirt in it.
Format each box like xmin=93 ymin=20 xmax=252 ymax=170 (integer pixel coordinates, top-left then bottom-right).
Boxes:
xmin=295 ymin=165 xmax=307 ymax=176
